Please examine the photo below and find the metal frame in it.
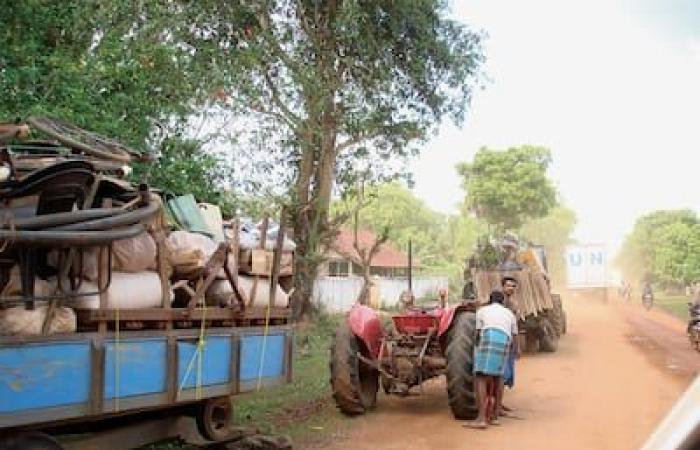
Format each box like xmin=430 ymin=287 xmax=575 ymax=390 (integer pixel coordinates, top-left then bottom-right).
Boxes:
xmin=0 ymin=324 xmax=293 ymax=430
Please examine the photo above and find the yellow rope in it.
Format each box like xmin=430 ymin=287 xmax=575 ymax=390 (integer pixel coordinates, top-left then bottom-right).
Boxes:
xmin=196 ymin=302 xmax=207 ymax=400
xmin=256 ymin=289 xmax=273 ymax=392
xmin=114 ymin=304 xmax=120 ymax=412
xmin=177 ymin=292 xmax=207 ymax=399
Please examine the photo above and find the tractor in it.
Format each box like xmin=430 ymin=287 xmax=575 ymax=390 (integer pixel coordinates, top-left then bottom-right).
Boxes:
xmin=329 ymin=296 xmax=479 ymax=419
xmin=467 ymin=238 xmax=567 ymax=353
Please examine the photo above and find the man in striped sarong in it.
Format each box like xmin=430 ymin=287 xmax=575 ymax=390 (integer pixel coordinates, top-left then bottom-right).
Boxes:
xmin=466 ymin=291 xmax=518 ymax=429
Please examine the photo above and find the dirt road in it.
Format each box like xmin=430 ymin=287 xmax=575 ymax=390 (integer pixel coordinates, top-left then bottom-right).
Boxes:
xmin=318 ymin=297 xmax=698 ymax=450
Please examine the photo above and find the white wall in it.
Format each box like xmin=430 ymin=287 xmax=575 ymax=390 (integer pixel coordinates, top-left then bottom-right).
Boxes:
xmin=313 ymin=276 xmax=449 ymax=313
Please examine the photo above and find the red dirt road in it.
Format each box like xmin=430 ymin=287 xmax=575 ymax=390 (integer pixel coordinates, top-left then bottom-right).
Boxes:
xmin=318 ymin=297 xmax=698 ymax=450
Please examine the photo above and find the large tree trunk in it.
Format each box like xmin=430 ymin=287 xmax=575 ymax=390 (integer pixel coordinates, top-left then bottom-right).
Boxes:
xmin=290 ymin=123 xmax=338 ymax=319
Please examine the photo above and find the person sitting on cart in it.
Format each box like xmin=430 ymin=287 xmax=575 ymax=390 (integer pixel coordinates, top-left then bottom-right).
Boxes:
xmin=466 ymin=290 xmax=518 ymax=429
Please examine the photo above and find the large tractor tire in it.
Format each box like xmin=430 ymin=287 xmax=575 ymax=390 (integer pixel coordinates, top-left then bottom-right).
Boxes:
xmin=329 ymin=322 xmax=379 ymax=416
xmin=445 ymin=311 xmax=478 ymax=420
xmin=550 ymin=294 xmax=566 ymax=337
xmin=538 ymin=317 xmax=559 ymax=352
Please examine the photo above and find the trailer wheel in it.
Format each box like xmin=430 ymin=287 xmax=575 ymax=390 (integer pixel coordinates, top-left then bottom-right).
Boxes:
xmin=196 ymin=396 xmax=233 ymax=441
xmin=539 ymin=317 xmax=558 ymax=352
xmin=0 ymin=432 xmax=65 ymax=450
xmin=329 ymin=322 xmax=378 ymax=415
xmin=445 ymin=311 xmax=478 ymax=420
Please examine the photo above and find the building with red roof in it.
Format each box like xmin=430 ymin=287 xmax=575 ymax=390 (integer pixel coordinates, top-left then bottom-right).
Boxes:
xmin=321 ymin=228 xmax=419 ymax=278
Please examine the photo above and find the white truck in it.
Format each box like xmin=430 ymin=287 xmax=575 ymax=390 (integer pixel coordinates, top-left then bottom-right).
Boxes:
xmin=566 ymin=244 xmax=610 ymax=300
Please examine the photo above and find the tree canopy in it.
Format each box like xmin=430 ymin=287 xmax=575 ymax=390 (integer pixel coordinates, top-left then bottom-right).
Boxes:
xmin=2 ymin=1 xmax=486 ymax=316
xmin=457 ymin=145 xmax=557 ymax=231
xmin=520 ymin=205 xmax=577 ymax=287
xmin=617 ymin=209 xmax=700 ymax=287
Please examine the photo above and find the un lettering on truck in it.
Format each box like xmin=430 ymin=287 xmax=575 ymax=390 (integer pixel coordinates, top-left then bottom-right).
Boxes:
xmin=566 ymin=245 xmax=608 ymax=288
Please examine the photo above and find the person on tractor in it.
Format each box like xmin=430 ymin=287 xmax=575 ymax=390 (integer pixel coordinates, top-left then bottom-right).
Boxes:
xmin=466 ymin=290 xmax=518 ymax=429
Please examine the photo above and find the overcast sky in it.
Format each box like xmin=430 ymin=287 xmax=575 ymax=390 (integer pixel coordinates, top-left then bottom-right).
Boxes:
xmin=411 ymin=0 xmax=700 ymax=254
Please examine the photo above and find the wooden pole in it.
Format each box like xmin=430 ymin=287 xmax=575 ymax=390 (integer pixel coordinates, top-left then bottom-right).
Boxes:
xmin=269 ymin=207 xmax=286 ymax=309
xmin=408 ymin=239 xmax=413 ymax=293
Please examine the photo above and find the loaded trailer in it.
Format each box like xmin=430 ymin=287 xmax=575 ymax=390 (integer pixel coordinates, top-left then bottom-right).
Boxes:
xmin=0 ymin=118 xmax=294 ymax=449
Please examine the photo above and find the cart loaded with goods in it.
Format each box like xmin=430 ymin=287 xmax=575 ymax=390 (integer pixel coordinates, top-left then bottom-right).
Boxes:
xmin=0 ymin=118 xmax=293 ymax=449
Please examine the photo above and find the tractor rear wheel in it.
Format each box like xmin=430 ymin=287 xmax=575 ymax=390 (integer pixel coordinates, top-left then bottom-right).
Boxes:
xmin=539 ymin=317 xmax=558 ymax=352
xmin=550 ymin=294 xmax=565 ymax=337
xmin=445 ymin=311 xmax=478 ymax=420
xmin=330 ymin=323 xmax=378 ymax=416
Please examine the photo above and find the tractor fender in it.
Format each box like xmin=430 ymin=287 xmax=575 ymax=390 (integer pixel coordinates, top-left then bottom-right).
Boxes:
xmin=438 ymin=303 xmax=478 ymax=338
xmin=347 ymin=304 xmax=384 ymax=358
xmin=437 ymin=307 xmax=457 ymax=338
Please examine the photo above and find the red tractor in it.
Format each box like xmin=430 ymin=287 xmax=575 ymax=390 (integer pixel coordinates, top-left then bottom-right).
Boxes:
xmin=330 ymin=300 xmax=478 ymax=419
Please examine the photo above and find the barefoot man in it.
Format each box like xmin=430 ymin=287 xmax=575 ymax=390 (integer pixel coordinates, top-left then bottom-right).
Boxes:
xmin=467 ymin=290 xmax=518 ymax=429
xmin=500 ymin=276 xmax=520 ymax=416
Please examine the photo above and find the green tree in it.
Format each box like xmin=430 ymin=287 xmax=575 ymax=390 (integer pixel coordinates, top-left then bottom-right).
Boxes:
xmin=333 ymin=182 xmax=484 ymax=294
xmin=131 ymin=137 xmax=235 ymax=216
xmin=652 ymin=223 xmax=700 ymax=287
xmin=0 ymin=1 xmax=207 ymax=147
xmin=333 ymin=182 xmax=445 ymax=265
xmin=2 ymin=1 xmax=485 ymax=317
xmin=457 ymin=145 xmax=557 ymax=231
xmin=520 ymin=205 xmax=577 ymax=287
xmin=177 ymin=1 xmax=485 ymax=317
xmin=617 ymin=209 xmax=700 ymax=287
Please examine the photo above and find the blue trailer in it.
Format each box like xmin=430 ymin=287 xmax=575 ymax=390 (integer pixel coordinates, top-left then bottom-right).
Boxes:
xmin=0 ymin=315 xmax=293 ymax=448
xmin=0 ymin=118 xmax=296 ymax=448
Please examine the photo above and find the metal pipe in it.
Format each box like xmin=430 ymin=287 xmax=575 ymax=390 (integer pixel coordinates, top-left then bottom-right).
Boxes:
xmin=0 ymin=208 xmax=122 ymax=230
xmin=408 ymin=239 xmax=413 ymax=293
xmin=0 ymin=223 xmax=145 ymax=246
xmin=49 ymin=202 xmax=159 ymax=231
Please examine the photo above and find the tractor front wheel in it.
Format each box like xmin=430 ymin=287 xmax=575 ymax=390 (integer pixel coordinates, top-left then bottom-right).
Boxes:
xmin=445 ymin=311 xmax=478 ymax=420
xmin=330 ymin=323 xmax=379 ymax=416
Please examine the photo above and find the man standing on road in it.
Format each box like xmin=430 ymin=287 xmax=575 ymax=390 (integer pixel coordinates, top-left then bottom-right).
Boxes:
xmin=499 ymin=276 xmax=520 ymax=416
xmin=466 ymin=290 xmax=518 ymax=429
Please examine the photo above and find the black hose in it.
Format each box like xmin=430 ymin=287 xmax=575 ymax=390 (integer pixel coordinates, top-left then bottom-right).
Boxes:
xmin=0 ymin=208 xmax=123 ymax=230
xmin=49 ymin=201 xmax=159 ymax=231
xmin=0 ymin=223 xmax=145 ymax=246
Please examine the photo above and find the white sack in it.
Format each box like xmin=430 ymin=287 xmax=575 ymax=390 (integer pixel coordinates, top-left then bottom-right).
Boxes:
xmin=113 ymin=232 xmax=157 ymax=272
xmin=73 ymin=271 xmax=168 ymax=309
xmin=206 ymin=275 xmax=288 ymax=308
xmin=0 ymin=305 xmax=76 ymax=336
xmin=167 ymin=230 xmax=232 ymax=278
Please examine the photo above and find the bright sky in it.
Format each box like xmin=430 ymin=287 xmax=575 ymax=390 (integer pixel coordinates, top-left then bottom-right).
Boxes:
xmin=411 ymin=0 xmax=700 ymax=254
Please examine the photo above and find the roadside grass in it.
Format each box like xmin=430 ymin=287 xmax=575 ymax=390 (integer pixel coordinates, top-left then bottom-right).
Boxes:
xmin=232 ymin=313 xmax=342 ymax=436
xmin=656 ymin=295 xmax=690 ymax=321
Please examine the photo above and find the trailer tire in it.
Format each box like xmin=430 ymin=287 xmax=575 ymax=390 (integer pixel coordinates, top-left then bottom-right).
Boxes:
xmin=539 ymin=317 xmax=558 ymax=352
xmin=445 ymin=311 xmax=478 ymax=420
xmin=0 ymin=432 xmax=65 ymax=450
xmin=329 ymin=323 xmax=378 ymax=416
xmin=196 ymin=396 xmax=233 ymax=441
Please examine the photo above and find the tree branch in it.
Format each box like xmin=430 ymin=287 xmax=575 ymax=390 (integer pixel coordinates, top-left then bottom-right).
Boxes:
xmin=336 ymin=130 xmax=383 ymax=152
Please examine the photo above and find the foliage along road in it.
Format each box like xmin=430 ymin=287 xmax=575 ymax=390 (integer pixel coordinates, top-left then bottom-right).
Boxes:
xmin=314 ymin=295 xmax=697 ymax=450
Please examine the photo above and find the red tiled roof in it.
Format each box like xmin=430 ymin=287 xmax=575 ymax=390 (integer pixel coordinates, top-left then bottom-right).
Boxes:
xmin=329 ymin=228 xmax=419 ymax=268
